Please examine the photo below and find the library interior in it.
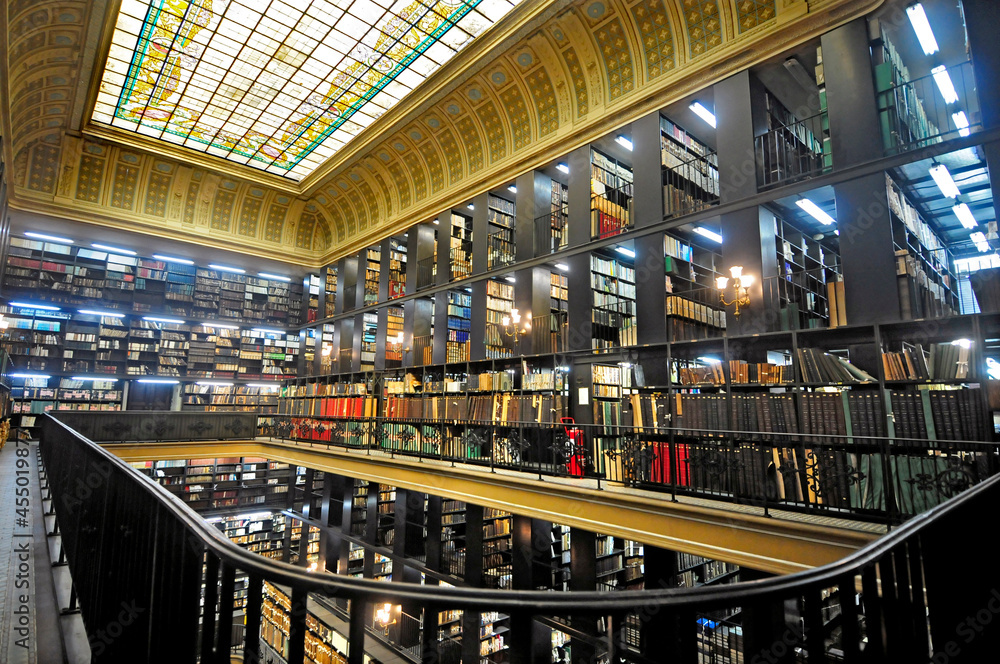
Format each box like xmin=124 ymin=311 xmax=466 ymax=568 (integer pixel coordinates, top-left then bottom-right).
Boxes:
xmin=1 ymin=0 xmax=1000 ymax=662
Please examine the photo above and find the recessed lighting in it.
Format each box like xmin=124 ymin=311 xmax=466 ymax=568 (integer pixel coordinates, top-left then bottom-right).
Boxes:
xmin=79 ymin=310 xmax=125 ymax=317
xmin=252 ymin=328 xmax=285 ymax=335
xmin=698 ymin=356 xmax=722 ymax=364
xmin=971 ymin=231 xmax=990 ymax=252
xmin=209 ymin=264 xmax=246 ymax=273
xmin=258 ymin=272 xmax=291 ymax=282
xmin=92 ymin=243 xmax=136 ymax=255
xmin=25 ymin=232 xmax=73 ymax=244
xmin=952 ymin=111 xmax=971 ymax=137
xmin=931 ymin=65 xmax=959 ymax=104
xmin=689 ymin=102 xmax=717 ymax=128
xmin=202 ymin=322 xmax=240 ymax=329
xmin=951 ymin=338 xmax=973 ymax=349
xmin=246 ymin=383 xmax=281 ymax=389
xmin=615 ymin=135 xmax=633 ymax=151
xmin=9 ymin=302 xmax=60 ymax=311
xmin=467 ymin=203 xmax=474 ymax=210
xmin=504 ymin=276 xmax=516 ymax=283
xmin=70 ymin=376 xmax=118 ymax=382
xmin=693 ymin=227 xmax=723 ymax=243
xmin=153 ymin=254 xmax=195 ymax=265
xmin=555 ymin=263 xmax=570 ymax=271
xmin=615 ymin=246 xmax=636 ymax=258
xmin=137 ymin=378 xmax=180 ymax=384
xmin=10 ymin=373 xmax=51 ymax=379
xmin=197 ymin=381 xmax=234 ymax=386
xmin=953 ymin=203 xmax=977 ymax=229
xmin=906 ymin=3 xmax=939 ymax=56
xmin=143 ymin=316 xmax=186 ymax=324
xmin=507 ymin=185 xmax=517 ymax=194
xmin=432 ymin=219 xmax=440 ymax=225
xmin=929 ymin=163 xmax=960 ymax=198
xmin=556 ymin=163 xmax=569 ymax=174
xmin=795 ymin=198 xmax=836 ymax=225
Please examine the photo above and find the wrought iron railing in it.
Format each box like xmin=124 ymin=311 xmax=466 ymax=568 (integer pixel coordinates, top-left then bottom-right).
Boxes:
xmin=411 ymin=335 xmax=433 ymax=366
xmin=49 ymin=410 xmax=259 ymax=442
xmin=416 ymin=256 xmax=436 ymax=290
xmin=531 ymin=311 xmax=568 ymax=354
xmin=662 ymin=150 xmax=720 ymax=219
xmin=39 ymin=412 xmax=1000 ymax=663
xmin=877 ymin=60 xmax=980 ymax=155
xmin=487 ymin=227 xmax=516 ymax=270
xmin=755 ymin=111 xmax=831 ymax=189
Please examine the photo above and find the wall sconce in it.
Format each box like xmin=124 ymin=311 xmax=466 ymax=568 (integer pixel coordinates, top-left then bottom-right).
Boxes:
xmin=375 ymin=603 xmax=397 ymax=635
xmin=716 ymin=266 xmax=753 ymax=318
xmin=502 ymin=308 xmax=531 ymax=338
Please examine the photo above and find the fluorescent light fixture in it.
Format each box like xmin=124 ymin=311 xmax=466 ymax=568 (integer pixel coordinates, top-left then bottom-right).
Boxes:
xmin=615 ymin=135 xmax=633 ymax=151
xmin=929 ymin=163 xmax=960 ymax=198
xmin=689 ymin=102 xmax=717 ymax=128
xmin=555 ymin=263 xmax=570 ymax=271
xmin=136 ymin=378 xmax=180 ymax=384
xmin=70 ymin=376 xmax=118 ymax=382
xmin=25 ymin=232 xmax=73 ymax=244
xmin=906 ymin=3 xmax=939 ymax=55
xmin=9 ymin=302 xmax=60 ymax=311
xmin=246 ymin=383 xmax=280 ymax=390
xmin=952 ymin=111 xmax=972 ymax=137
xmin=618 ymin=362 xmax=632 ymax=368
xmin=252 ymin=328 xmax=285 ymax=335
xmin=10 ymin=373 xmax=51 ymax=379
xmin=698 ymin=356 xmax=722 ymax=364
xmin=796 ymin=198 xmax=836 ymax=225
xmin=693 ymin=226 xmax=723 ymax=243
xmin=209 ymin=264 xmax=246 ymax=273
xmin=953 ymin=203 xmax=978 ymax=229
xmin=143 ymin=316 xmax=186 ymax=324
xmin=556 ymin=163 xmax=569 ymax=174
xmin=153 ymin=254 xmax=195 ymax=265
xmin=951 ymin=338 xmax=972 ymax=349
xmin=197 ymin=381 xmax=234 ymax=386
xmin=615 ymin=246 xmax=636 ymax=258
xmin=202 ymin=322 xmax=240 ymax=329
xmin=432 ymin=219 xmax=439 ymax=225
xmin=467 ymin=203 xmax=474 ymax=210
xmin=507 ymin=185 xmax=517 ymax=194
xmin=79 ymin=310 xmax=125 ymax=317
xmin=91 ymin=243 xmax=136 ymax=255
xmin=504 ymin=276 xmax=516 ymax=283
xmin=931 ymin=65 xmax=959 ymax=104
xmin=971 ymin=231 xmax=990 ymax=252
xmin=258 ymin=272 xmax=291 ymax=282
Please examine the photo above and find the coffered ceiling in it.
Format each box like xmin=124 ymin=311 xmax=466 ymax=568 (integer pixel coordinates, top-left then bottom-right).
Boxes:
xmin=0 ymin=0 xmax=883 ymax=267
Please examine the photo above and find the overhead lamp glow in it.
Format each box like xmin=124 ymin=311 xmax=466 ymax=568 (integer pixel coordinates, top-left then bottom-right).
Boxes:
xmin=615 ymin=246 xmax=636 ymax=258
xmin=929 ymin=163 xmax=960 ymax=198
xmin=432 ymin=219 xmax=439 ymax=225
xmin=197 ymin=381 xmax=234 ymax=386
xmin=136 ymin=378 xmax=180 ymax=384
xmin=209 ymin=264 xmax=246 ymax=274
xmin=70 ymin=376 xmax=118 ymax=382
xmin=795 ymin=198 xmax=836 ymax=225
xmin=9 ymin=302 xmax=60 ymax=311
xmin=952 ymin=111 xmax=971 ymax=137
xmin=953 ymin=203 xmax=978 ymax=229
xmin=252 ymin=328 xmax=285 ymax=335
xmin=507 ymin=185 xmax=517 ymax=194
xmin=202 ymin=322 xmax=240 ymax=329
xmin=25 ymin=232 xmax=73 ymax=244
xmin=258 ymin=272 xmax=291 ymax=282
xmin=246 ymin=384 xmax=281 ymax=390
xmin=971 ymin=231 xmax=991 ymax=252
xmin=693 ymin=226 xmax=723 ymax=243
xmin=698 ymin=356 xmax=722 ymax=364
xmin=615 ymin=135 xmax=633 ymax=151
xmin=555 ymin=263 xmax=570 ymax=272
xmin=689 ymin=102 xmax=717 ymax=128
xmin=952 ymin=338 xmax=973 ymax=349
xmin=92 ymin=243 xmax=136 ymax=255
xmin=143 ymin=316 xmax=186 ymax=324
xmin=10 ymin=373 xmax=51 ymax=379
xmin=556 ymin=163 xmax=569 ymax=174
xmin=79 ymin=310 xmax=125 ymax=317
xmin=906 ymin=3 xmax=939 ymax=56
xmin=931 ymin=65 xmax=959 ymax=104
xmin=504 ymin=276 xmax=516 ymax=283
xmin=153 ymin=254 xmax=195 ymax=265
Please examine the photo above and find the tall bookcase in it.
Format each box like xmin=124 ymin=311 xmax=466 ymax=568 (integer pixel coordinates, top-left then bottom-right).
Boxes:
xmin=590 ymin=252 xmax=637 ymax=349
xmin=660 ymin=116 xmax=719 ymax=218
xmin=450 ymin=212 xmax=473 ymax=281
xmin=487 ymin=193 xmax=516 ymax=270
xmin=591 ymin=149 xmax=633 ymax=239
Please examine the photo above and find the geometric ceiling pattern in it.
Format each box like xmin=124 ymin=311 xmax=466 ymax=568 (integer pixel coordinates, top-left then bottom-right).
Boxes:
xmin=2 ymin=0 xmax=884 ymax=266
xmin=93 ymin=0 xmax=520 ymax=180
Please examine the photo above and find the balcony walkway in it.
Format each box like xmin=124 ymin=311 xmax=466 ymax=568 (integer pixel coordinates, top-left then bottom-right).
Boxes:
xmin=104 ymin=437 xmax=885 ymax=575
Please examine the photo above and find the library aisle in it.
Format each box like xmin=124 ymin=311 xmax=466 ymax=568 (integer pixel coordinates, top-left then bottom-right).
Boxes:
xmin=0 ymin=440 xmax=70 ymax=664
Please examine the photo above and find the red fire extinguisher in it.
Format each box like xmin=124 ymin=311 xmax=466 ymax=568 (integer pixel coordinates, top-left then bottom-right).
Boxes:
xmin=561 ymin=417 xmax=586 ymax=476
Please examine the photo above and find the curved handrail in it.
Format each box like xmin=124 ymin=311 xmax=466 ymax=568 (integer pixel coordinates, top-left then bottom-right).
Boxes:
xmin=43 ymin=412 xmax=999 ymax=614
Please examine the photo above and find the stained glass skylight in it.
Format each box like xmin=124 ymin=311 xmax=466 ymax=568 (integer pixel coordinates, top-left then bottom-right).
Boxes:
xmin=92 ymin=0 xmax=521 ymax=181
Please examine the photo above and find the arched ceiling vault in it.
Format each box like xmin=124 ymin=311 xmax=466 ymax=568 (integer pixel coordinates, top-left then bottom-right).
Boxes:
xmin=1 ymin=0 xmax=883 ymax=267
